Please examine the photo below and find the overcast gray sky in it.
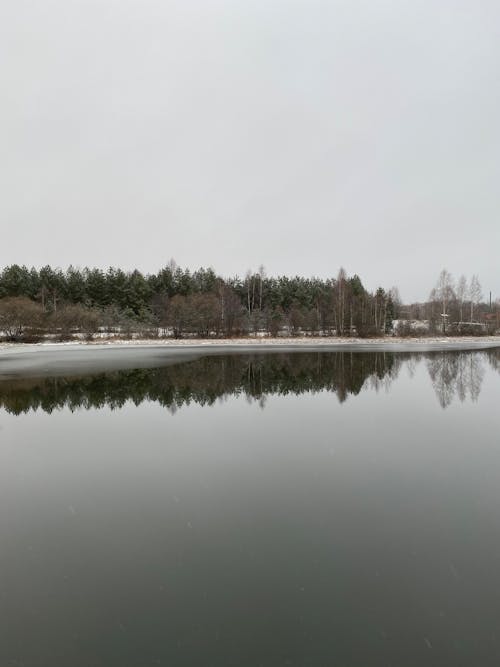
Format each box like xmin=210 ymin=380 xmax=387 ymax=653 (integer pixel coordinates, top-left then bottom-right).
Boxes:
xmin=1 ymin=0 xmax=499 ymax=302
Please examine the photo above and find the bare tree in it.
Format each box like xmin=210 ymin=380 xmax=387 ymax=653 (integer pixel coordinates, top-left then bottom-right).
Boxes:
xmin=469 ymin=274 xmax=482 ymax=322
xmin=258 ymin=264 xmax=266 ymax=311
xmin=244 ymin=270 xmax=255 ymax=315
xmin=433 ymin=269 xmax=455 ymax=333
xmin=334 ymin=267 xmax=347 ymax=336
xmin=456 ymin=275 xmax=467 ymax=323
xmin=389 ymin=286 xmax=402 ymax=312
xmin=0 ymin=297 xmax=44 ymax=340
xmin=220 ymin=286 xmax=244 ymax=336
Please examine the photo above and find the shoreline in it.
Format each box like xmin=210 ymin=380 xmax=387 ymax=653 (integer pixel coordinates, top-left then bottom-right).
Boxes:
xmin=0 ymin=336 xmax=498 ymax=379
xmin=1 ymin=334 xmax=499 ymax=349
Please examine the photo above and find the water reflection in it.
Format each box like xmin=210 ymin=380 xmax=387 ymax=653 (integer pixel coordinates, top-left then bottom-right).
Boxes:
xmin=427 ymin=352 xmax=486 ymax=408
xmin=0 ymin=349 xmax=497 ymax=415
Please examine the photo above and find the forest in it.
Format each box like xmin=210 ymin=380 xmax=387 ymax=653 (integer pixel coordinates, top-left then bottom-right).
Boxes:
xmin=0 ymin=263 xmax=497 ymax=341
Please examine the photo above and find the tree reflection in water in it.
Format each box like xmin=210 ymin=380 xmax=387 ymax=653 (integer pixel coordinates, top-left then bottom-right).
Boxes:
xmin=0 ymin=349 xmax=497 ymax=415
xmin=426 ymin=351 xmax=488 ymax=408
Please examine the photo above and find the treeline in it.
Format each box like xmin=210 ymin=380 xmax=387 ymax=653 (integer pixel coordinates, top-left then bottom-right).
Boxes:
xmin=0 ymin=263 xmax=400 ymax=340
xmin=0 ymin=264 xmax=497 ymax=341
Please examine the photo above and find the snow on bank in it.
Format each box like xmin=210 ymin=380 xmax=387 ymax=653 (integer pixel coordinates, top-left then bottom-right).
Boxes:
xmin=0 ymin=335 xmax=499 ymax=355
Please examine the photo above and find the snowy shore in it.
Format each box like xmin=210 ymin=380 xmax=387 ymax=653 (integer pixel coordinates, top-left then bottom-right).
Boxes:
xmin=1 ymin=335 xmax=500 ymax=351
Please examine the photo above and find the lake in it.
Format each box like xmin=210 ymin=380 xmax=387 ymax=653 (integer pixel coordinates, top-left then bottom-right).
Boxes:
xmin=1 ymin=347 xmax=499 ymax=666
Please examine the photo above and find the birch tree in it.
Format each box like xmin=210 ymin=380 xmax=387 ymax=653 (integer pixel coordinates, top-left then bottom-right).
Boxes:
xmin=456 ymin=275 xmax=467 ymax=323
xmin=335 ymin=267 xmax=347 ymax=336
xmin=469 ymin=275 xmax=482 ymax=322
xmin=433 ymin=269 xmax=455 ymax=333
xmin=258 ymin=264 xmax=266 ymax=311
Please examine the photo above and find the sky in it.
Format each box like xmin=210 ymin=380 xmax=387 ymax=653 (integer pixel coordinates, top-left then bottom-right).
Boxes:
xmin=1 ymin=0 xmax=499 ymax=303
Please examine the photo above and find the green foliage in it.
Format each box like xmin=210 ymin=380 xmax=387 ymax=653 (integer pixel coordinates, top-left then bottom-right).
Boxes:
xmin=0 ymin=263 xmax=402 ymax=338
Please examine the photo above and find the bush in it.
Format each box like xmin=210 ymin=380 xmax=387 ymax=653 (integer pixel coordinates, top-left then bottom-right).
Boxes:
xmin=0 ymin=297 xmax=44 ymax=340
xmin=47 ymin=303 xmax=100 ymax=340
xmin=394 ymin=321 xmax=413 ymax=337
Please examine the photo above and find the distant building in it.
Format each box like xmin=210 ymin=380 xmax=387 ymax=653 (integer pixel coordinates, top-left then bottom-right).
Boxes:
xmin=392 ymin=319 xmax=430 ymax=335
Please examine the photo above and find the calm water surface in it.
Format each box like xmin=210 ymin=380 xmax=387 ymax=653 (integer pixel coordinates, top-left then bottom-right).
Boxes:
xmin=1 ymin=350 xmax=499 ymax=666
